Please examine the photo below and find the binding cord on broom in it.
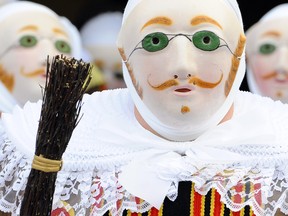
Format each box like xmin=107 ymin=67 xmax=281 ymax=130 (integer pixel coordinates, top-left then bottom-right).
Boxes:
xmin=32 ymin=155 xmax=62 ymax=172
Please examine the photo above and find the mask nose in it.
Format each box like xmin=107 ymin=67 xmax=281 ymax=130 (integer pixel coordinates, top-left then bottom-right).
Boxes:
xmin=276 ymin=46 xmax=288 ymax=74
xmin=170 ymin=36 xmax=197 ymax=80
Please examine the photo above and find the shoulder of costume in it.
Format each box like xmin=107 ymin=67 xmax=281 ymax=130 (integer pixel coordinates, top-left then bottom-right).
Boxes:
xmin=1 ymin=89 xmax=141 ymax=170
xmin=235 ymin=91 xmax=288 ymax=145
xmin=236 ymin=90 xmax=288 ymax=117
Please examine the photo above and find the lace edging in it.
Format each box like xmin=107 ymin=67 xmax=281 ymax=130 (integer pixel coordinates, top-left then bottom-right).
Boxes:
xmin=1 ymin=137 xmax=288 ymax=216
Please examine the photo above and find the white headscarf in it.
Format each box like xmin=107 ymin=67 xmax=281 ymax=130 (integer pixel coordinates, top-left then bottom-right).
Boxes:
xmin=122 ymin=0 xmax=243 ymax=26
xmin=81 ymin=11 xmax=123 ymax=47
xmin=119 ymin=0 xmax=246 ymax=141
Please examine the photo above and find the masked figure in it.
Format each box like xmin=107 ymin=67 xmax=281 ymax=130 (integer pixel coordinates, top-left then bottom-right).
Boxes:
xmin=246 ymin=4 xmax=288 ymax=103
xmin=81 ymin=11 xmax=126 ymax=90
xmin=0 ymin=0 xmax=288 ymax=215
xmin=0 ymin=1 xmax=81 ymax=111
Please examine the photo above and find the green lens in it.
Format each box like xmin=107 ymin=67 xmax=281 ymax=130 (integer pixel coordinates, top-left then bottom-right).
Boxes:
xmin=192 ymin=30 xmax=220 ymax=51
xmin=19 ymin=35 xmax=37 ymax=47
xmin=142 ymin=32 xmax=169 ymax=52
xmin=259 ymin=43 xmax=276 ymax=55
xmin=55 ymin=40 xmax=71 ymax=54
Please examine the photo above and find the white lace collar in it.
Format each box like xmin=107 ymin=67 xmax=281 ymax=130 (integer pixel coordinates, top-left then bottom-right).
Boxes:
xmin=1 ymin=89 xmax=288 ymax=215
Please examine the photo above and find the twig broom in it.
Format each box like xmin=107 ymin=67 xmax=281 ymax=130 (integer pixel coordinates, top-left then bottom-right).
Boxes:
xmin=20 ymin=55 xmax=92 ymax=216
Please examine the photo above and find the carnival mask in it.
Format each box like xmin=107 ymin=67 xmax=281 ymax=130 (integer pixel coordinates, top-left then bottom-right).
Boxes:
xmin=0 ymin=1 xmax=81 ymax=107
xmin=81 ymin=12 xmax=125 ymax=90
xmin=246 ymin=4 xmax=288 ymax=103
xmin=117 ymin=0 xmax=246 ymax=141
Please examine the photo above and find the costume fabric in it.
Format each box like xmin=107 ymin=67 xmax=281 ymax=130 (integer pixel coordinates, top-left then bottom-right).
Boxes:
xmin=0 ymin=89 xmax=288 ymax=215
xmin=103 ymin=181 xmax=256 ymax=216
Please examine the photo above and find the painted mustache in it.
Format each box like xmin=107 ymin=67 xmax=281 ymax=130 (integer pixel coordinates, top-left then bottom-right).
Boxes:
xmin=20 ymin=68 xmax=46 ymax=78
xmin=261 ymin=71 xmax=288 ymax=80
xmin=148 ymin=74 xmax=223 ymax=90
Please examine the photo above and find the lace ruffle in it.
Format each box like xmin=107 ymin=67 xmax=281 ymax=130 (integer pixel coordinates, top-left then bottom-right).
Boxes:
xmin=1 ymin=90 xmax=288 ymax=215
xmin=0 ymin=132 xmax=30 ymax=214
xmin=1 ymin=133 xmax=288 ymax=216
xmin=0 ymin=135 xmax=151 ymax=215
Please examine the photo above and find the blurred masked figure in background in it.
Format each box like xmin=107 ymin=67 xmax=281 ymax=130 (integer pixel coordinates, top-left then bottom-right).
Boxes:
xmin=0 ymin=1 xmax=81 ymax=112
xmin=81 ymin=11 xmax=125 ymax=90
xmin=246 ymin=4 xmax=288 ymax=103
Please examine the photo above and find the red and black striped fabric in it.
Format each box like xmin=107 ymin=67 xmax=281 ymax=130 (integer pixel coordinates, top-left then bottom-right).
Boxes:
xmin=104 ymin=181 xmax=256 ymax=216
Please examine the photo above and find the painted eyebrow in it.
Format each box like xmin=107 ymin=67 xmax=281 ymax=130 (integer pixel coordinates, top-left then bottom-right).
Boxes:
xmin=191 ymin=15 xmax=222 ymax=30
xmin=141 ymin=16 xmax=172 ymax=31
xmin=53 ymin=28 xmax=68 ymax=37
xmin=18 ymin=26 xmax=68 ymax=37
xmin=18 ymin=25 xmax=38 ymax=32
xmin=261 ymin=30 xmax=281 ymax=38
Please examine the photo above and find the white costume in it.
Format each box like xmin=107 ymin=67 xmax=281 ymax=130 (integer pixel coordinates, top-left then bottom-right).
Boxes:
xmin=0 ymin=89 xmax=288 ymax=215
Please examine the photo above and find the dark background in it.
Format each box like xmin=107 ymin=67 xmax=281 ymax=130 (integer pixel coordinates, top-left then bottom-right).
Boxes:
xmin=25 ymin=0 xmax=288 ymax=31
xmin=26 ymin=0 xmax=288 ymax=91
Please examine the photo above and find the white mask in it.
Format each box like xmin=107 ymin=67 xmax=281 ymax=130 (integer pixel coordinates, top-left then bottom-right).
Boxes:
xmin=0 ymin=1 xmax=81 ymax=107
xmin=117 ymin=0 xmax=246 ymax=141
xmin=246 ymin=4 xmax=288 ymax=103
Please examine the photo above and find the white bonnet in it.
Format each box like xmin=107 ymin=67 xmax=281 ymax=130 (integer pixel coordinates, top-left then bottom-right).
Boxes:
xmin=260 ymin=3 xmax=288 ymax=22
xmin=81 ymin=11 xmax=123 ymax=47
xmin=122 ymin=0 xmax=243 ymax=27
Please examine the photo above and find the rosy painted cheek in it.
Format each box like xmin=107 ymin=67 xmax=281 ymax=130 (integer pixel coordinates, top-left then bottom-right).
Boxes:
xmin=250 ymin=57 xmax=275 ymax=95
xmin=250 ymin=57 xmax=274 ymax=77
xmin=201 ymin=73 xmax=221 ymax=84
xmin=258 ymin=83 xmax=278 ymax=101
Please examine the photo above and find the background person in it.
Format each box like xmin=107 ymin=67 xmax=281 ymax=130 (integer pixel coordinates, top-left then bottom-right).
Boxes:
xmin=0 ymin=1 xmax=82 ymax=111
xmin=246 ymin=4 xmax=288 ymax=103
